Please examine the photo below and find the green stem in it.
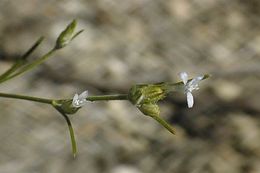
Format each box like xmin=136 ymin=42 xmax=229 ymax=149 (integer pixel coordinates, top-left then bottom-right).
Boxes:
xmin=0 ymin=92 xmax=128 ymax=104
xmin=86 ymin=94 xmax=128 ymax=101
xmin=0 ymin=92 xmax=52 ymax=104
xmin=0 ymin=48 xmax=56 ymax=84
xmin=151 ymin=115 xmax=176 ymax=134
xmin=54 ymin=107 xmax=77 ymax=157
xmin=0 ymin=92 xmax=128 ymax=158
xmin=0 ymin=37 xmax=44 ymax=81
xmin=21 ymin=37 xmax=45 ymax=61
xmin=0 ymin=62 xmax=24 ymax=81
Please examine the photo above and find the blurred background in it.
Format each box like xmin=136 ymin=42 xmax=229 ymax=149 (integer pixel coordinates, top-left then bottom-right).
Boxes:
xmin=0 ymin=0 xmax=260 ymax=173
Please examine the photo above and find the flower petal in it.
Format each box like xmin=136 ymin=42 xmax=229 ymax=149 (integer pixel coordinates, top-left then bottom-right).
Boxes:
xmin=73 ymin=94 xmax=79 ymax=102
xmin=79 ymin=90 xmax=88 ymax=99
xmin=72 ymin=91 xmax=88 ymax=108
xmin=72 ymin=101 xmax=79 ymax=107
xmin=190 ymin=76 xmax=203 ymax=85
xmin=197 ymin=76 xmax=204 ymax=80
xmin=179 ymin=72 xmax=188 ymax=85
xmin=186 ymin=92 xmax=194 ymax=108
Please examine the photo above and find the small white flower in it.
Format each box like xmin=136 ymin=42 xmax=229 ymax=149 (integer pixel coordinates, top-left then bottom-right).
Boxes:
xmin=72 ymin=90 xmax=88 ymax=108
xmin=179 ymin=72 xmax=203 ymax=108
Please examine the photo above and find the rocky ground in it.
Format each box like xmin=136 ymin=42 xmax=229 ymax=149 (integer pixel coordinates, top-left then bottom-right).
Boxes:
xmin=0 ymin=0 xmax=260 ymax=173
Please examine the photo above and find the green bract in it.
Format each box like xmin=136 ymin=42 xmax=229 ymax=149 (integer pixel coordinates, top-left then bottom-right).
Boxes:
xmin=128 ymin=83 xmax=176 ymax=134
xmin=138 ymin=103 xmax=160 ymax=117
xmin=52 ymin=100 xmax=80 ymax=115
xmin=128 ymin=83 xmax=169 ymax=105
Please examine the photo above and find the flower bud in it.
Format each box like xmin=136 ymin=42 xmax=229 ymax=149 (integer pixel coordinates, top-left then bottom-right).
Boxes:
xmin=138 ymin=103 xmax=160 ymax=117
xmin=55 ymin=20 xmax=83 ymax=49
xmin=128 ymin=83 xmax=176 ymax=134
xmin=138 ymin=103 xmax=176 ymax=134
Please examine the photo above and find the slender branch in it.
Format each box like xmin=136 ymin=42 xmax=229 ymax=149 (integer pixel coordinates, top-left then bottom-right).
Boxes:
xmin=0 ymin=62 xmax=23 ymax=81
xmin=21 ymin=36 xmax=45 ymax=60
xmin=0 ymin=48 xmax=56 ymax=84
xmin=86 ymin=94 xmax=128 ymax=102
xmin=0 ymin=92 xmax=129 ymax=105
xmin=0 ymin=37 xmax=44 ymax=81
xmin=0 ymin=92 xmax=52 ymax=104
xmin=54 ymin=107 xmax=77 ymax=157
xmin=151 ymin=115 xmax=176 ymax=134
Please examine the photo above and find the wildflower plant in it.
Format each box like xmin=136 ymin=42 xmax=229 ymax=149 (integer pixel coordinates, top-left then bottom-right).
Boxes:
xmin=0 ymin=20 xmax=210 ymax=157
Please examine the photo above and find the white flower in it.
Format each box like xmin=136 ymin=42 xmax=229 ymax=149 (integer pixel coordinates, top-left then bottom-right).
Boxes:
xmin=72 ymin=90 xmax=88 ymax=108
xmin=179 ymin=72 xmax=203 ymax=108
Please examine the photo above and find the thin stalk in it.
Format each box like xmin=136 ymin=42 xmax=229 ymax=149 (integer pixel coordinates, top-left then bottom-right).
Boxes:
xmin=0 ymin=93 xmax=129 ymax=104
xmin=0 ymin=37 xmax=44 ymax=81
xmin=151 ymin=115 xmax=176 ymax=134
xmin=21 ymin=37 xmax=45 ymax=61
xmin=86 ymin=94 xmax=128 ymax=102
xmin=54 ymin=107 xmax=77 ymax=157
xmin=0 ymin=92 xmax=52 ymax=104
xmin=0 ymin=62 xmax=24 ymax=81
xmin=0 ymin=48 xmax=56 ymax=84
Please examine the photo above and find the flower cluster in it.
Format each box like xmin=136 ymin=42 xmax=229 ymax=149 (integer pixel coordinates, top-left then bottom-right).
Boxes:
xmin=72 ymin=90 xmax=88 ymax=108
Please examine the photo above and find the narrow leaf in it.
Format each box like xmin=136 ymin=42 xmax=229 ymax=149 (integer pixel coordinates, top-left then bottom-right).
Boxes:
xmin=22 ymin=36 xmax=44 ymax=60
xmin=0 ymin=37 xmax=44 ymax=82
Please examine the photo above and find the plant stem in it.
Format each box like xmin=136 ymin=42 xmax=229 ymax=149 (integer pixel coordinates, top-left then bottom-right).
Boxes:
xmin=21 ymin=37 xmax=45 ymax=61
xmin=0 ymin=92 xmax=52 ymax=104
xmin=0 ymin=48 xmax=56 ymax=84
xmin=0 ymin=62 xmax=24 ymax=81
xmin=0 ymin=93 xmax=128 ymax=104
xmin=151 ymin=115 xmax=176 ymax=134
xmin=86 ymin=94 xmax=128 ymax=102
xmin=0 ymin=37 xmax=44 ymax=82
xmin=54 ymin=106 xmax=77 ymax=157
